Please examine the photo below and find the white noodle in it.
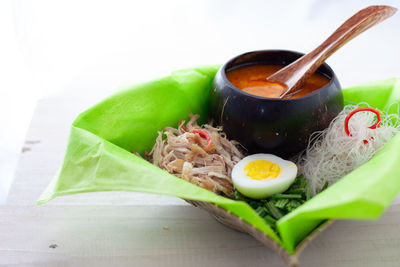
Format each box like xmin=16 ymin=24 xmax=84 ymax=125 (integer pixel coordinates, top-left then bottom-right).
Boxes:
xmin=297 ymin=104 xmax=400 ymax=196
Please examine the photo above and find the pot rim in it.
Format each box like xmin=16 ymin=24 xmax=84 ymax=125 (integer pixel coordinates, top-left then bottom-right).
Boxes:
xmin=220 ymin=49 xmax=338 ymax=101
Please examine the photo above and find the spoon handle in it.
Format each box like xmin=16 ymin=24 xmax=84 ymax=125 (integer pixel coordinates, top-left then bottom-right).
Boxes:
xmin=269 ymin=5 xmax=397 ymax=98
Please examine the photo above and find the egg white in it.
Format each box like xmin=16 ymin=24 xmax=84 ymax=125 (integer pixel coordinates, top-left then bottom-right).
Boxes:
xmin=232 ymin=154 xmax=298 ymax=199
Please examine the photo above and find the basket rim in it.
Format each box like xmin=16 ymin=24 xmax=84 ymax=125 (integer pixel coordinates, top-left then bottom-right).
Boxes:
xmin=185 ymin=199 xmax=334 ymax=267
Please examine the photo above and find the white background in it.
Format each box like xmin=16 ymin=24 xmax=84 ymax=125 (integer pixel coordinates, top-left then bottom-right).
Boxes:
xmin=1 ymin=0 xmax=399 ymax=204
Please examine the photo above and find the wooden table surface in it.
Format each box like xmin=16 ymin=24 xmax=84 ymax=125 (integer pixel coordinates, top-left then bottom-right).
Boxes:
xmin=1 ymin=97 xmax=400 ymax=267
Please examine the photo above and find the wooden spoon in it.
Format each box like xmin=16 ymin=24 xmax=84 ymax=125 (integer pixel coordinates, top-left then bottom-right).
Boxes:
xmin=264 ymin=5 xmax=397 ymax=98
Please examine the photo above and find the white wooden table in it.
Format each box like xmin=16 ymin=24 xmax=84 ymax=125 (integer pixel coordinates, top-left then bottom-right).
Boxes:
xmin=1 ymin=97 xmax=400 ymax=267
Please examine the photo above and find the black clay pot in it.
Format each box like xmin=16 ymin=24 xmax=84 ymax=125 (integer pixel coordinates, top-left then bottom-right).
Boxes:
xmin=210 ymin=50 xmax=343 ymax=158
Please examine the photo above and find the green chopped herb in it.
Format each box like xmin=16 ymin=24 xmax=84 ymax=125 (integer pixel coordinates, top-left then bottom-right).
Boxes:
xmin=306 ymin=187 xmax=311 ymax=200
xmin=286 ymin=200 xmax=302 ymax=212
xmin=285 ymin=188 xmax=304 ymax=194
xmin=300 ymin=179 xmax=307 ymax=189
xmin=265 ymin=202 xmax=284 ymax=219
xmin=263 ymin=215 xmax=276 ymax=225
xmin=321 ymin=181 xmax=329 ymax=191
xmin=273 ymin=198 xmax=289 ymax=209
xmin=234 ymin=190 xmax=242 ymax=200
xmin=235 ymin=174 xmax=312 ymax=237
xmin=255 ymin=206 xmax=266 ymax=217
xmin=292 ymin=177 xmax=302 ymax=186
xmin=271 ymin=193 xmax=302 ymax=199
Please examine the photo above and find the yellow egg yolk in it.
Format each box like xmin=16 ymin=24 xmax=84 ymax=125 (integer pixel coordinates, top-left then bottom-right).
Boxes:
xmin=244 ymin=160 xmax=281 ymax=180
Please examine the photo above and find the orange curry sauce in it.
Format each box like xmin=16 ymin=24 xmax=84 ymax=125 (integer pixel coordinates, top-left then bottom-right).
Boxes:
xmin=226 ymin=65 xmax=330 ymax=99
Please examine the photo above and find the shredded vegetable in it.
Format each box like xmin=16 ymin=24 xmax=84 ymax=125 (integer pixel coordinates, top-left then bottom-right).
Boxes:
xmin=148 ymin=114 xmax=244 ymax=197
xmin=189 ymin=129 xmax=212 ymax=150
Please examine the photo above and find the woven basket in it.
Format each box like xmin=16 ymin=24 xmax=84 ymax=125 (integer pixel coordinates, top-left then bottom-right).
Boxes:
xmin=185 ymin=200 xmax=333 ymax=267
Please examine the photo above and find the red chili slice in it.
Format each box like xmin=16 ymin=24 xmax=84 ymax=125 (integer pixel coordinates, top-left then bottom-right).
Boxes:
xmin=190 ymin=129 xmax=212 ymax=150
xmin=344 ymin=107 xmax=381 ymax=144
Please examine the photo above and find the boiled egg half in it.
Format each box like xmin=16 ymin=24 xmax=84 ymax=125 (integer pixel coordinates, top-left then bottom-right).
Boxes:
xmin=232 ymin=154 xmax=297 ymax=199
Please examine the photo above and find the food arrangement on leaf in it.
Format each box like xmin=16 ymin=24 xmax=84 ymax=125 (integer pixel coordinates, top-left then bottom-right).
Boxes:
xmin=37 ymin=5 xmax=400 ymax=267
